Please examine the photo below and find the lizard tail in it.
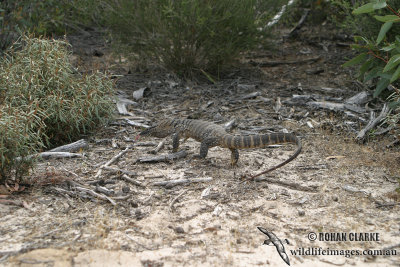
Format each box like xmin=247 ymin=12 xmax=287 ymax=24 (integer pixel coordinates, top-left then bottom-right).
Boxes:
xmin=223 ymin=133 xmax=298 ymax=149
xmin=248 ymin=134 xmax=302 ymax=180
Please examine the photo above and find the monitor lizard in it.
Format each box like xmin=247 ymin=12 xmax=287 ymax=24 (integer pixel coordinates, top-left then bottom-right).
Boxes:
xmin=140 ymin=118 xmax=301 ymax=179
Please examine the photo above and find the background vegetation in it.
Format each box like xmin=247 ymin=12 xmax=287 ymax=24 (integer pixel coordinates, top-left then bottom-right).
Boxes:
xmin=0 ymin=0 xmax=103 ymax=52
xmin=105 ymin=0 xmax=285 ymax=77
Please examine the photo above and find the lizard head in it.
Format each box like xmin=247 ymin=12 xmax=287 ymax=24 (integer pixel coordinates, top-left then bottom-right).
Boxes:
xmin=140 ymin=119 xmax=176 ymax=138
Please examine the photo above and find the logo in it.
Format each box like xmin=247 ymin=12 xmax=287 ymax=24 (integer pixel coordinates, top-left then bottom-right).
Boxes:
xmin=258 ymin=227 xmax=290 ymax=266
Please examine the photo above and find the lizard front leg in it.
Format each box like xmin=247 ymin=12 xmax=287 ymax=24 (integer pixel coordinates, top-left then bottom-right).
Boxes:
xmin=172 ymin=133 xmax=180 ymax=152
xmin=172 ymin=132 xmax=189 ymax=152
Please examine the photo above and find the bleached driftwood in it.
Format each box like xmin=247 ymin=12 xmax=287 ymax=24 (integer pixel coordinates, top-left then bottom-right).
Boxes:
xmin=153 ymin=177 xmax=213 ymax=188
xmin=49 ymin=139 xmax=88 ymax=152
xmin=307 ymin=101 xmax=345 ymax=111
xmin=345 ymin=91 xmax=370 ymax=105
xmin=37 ymin=152 xmax=83 ymax=159
xmin=137 ymin=150 xmax=187 ymax=163
xmin=125 ymin=119 xmax=150 ymax=128
xmin=95 ymin=146 xmax=132 ymax=178
xmin=116 ymin=97 xmax=137 ymax=116
xmin=356 ymin=104 xmax=390 ymax=140
xmin=120 ymin=174 xmax=144 ymax=187
xmin=149 ymin=140 xmax=165 ymax=154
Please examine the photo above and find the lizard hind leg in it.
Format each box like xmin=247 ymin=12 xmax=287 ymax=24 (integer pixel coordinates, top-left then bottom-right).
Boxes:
xmin=198 ymin=141 xmax=209 ymax=158
xmin=196 ymin=137 xmax=218 ymax=159
xmin=230 ymin=148 xmax=239 ymax=166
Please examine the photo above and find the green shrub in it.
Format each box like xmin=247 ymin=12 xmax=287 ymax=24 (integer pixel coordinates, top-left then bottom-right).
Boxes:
xmin=1 ymin=36 xmax=115 ymax=146
xmin=343 ymin=0 xmax=400 ymax=128
xmin=106 ymin=0 xmax=275 ymax=76
xmin=0 ymin=105 xmax=45 ymax=182
xmin=0 ymin=36 xmax=115 ymax=182
xmin=330 ymin=0 xmax=400 ymax=39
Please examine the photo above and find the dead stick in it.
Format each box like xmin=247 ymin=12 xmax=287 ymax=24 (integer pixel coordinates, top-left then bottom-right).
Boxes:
xmin=286 ymin=8 xmax=310 ymax=38
xmin=49 ymin=139 xmax=88 ymax=152
xmin=137 ymin=150 xmax=187 ymax=163
xmin=169 ymin=189 xmax=189 ymax=211
xmin=74 ymin=186 xmax=117 ymax=206
xmin=121 ymin=174 xmax=145 ymax=187
xmin=101 ymin=166 xmax=137 ymax=176
xmin=149 ymin=140 xmax=166 ymax=154
xmin=357 ymin=103 xmax=390 ymax=140
xmin=95 ymin=146 xmax=132 ymax=178
xmin=153 ymin=177 xmax=213 ymax=188
xmin=249 ymin=56 xmax=320 ymax=67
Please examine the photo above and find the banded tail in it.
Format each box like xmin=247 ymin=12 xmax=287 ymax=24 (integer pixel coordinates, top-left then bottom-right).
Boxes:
xmin=222 ymin=133 xmax=298 ymax=149
xmin=222 ymin=133 xmax=302 ymax=180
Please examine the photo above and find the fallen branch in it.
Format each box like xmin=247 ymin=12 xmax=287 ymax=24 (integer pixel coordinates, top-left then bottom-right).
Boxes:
xmin=95 ymin=185 xmax=114 ymax=196
xmin=53 ymin=186 xmax=93 ymax=202
xmin=357 ymin=104 xmax=390 ymax=140
xmin=36 ymin=152 xmax=84 ymax=159
xmin=17 ymin=151 xmax=83 ymax=161
xmin=169 ymin=189 xmax=190 ymax=211
xmin=286 ymin=8 xmax=310 ymax=38
xmin=153 ymin=177 xmax=213 ymax=188
xmin=307 ymin=101 xmax=345 ymax=111
xmin=101 ymin=166 xmax=137 ymax=176
xmin=236 ymin=91 xmax=261 ymax=101
xmin=95 ymin=146 xmax=132 ymax=179
xmin=120 ymin=174 xmax=145 ymax=188
xmin=116 ymin=97 xmax=137 ymax=116
xmin=49 ymin=139 xmax=88 ymax=152
xmin=249 ymin=56 xmax=320 ymax=67
xmin=149 ymin=140 xmax=166 ymax=154
xmin=137 ymin=150 xmax=187 ymax=163
xmin=70 ymin=183 xmax=117 ymax=206
xmin=134 ymin=142 xmax=159 ymax=147
xmin=124 ymin=119 xmax=150 ymax=128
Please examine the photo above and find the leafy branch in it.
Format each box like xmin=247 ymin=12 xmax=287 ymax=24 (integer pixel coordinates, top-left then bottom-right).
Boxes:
xmin=344 ymin=0 xmax=400 ymax=100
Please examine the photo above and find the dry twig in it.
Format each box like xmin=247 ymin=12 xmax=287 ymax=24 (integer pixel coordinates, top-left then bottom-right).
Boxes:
xmin=169 ymin=189 xmax=190 ymax=211
xmin=95 ymin=146 xmax=132 ymax=178
xmin=120 ymin=174 xmax=145 ymax=187
xmin=357 ymin=104 xmax=390 ymax=140
xmin=137 ymin=150 xmax=187 ymax=163
xmin=153 ymin=177 xmax=213 ymax=188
